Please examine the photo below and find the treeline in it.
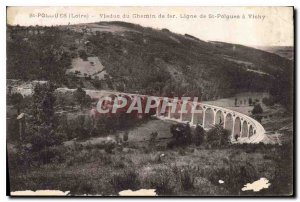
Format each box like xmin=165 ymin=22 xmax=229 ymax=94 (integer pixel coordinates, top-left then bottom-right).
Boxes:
xmin=7 ymin=26 xmax=72 ymax=82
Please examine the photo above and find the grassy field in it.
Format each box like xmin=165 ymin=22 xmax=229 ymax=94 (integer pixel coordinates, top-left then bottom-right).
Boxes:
xmin=8 ymin=118 xmax=293 ymax=196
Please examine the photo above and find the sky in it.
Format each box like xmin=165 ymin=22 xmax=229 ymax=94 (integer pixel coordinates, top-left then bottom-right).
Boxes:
xmin=7 ymin=6 xmax=294 ymax=47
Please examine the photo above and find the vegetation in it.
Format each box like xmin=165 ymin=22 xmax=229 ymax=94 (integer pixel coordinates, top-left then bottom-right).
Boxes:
xmin=110 ymin=168 xmax=140 ymax=193
xmin=252 ymin=103 xmax=263 ymax=114
xmin=194 ymin=124 xmax=205 ymax=146
xmin=7 ymin=26 xmax=72 ymax=83
xmin=262 ymin=96 xmax=275 ymax=106
xmin=7 ymin=92 xmax=24 ymax=114
xmin=7 ymin=83 xmax=65 ymax=167
xmin=74 ymin=87 xmax=92 ymax=108
xmin=251 ymin=103 xmax=263 ymax=122
xmin=205 ymin=124 xmax=231 ymax=148
xmin=168 ymin=122 xmax=231 ymax=150
xmin=168 ymin=123 xmax=192 ymax=148
xmin=7 ymin=92 xmax=293 ymax=195
xmin=8 ymin=137 xmax=293 ymax=196
xmin=6 ymin=22 xmax=294 ymax=196
xmin=7 ymin=23 xmax=293 ymax=108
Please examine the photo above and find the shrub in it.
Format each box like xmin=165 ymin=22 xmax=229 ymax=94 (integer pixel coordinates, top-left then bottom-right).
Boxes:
xmin=69 ymin=179 xmax=95 ymax=195
xmin=7 ymin=117 xmax=20 ymax=143
xmin=65 ymin=148 xmax=90 ymax=166
xmin=123 ymin=132 xmax=129 ymax=142
xmin=8 ymin=143 xmax=33 ymax=169
xmin=38 ymin=145 xmax=66 ymax=164
xmin=167 ymin=139 xmax=176 ymax=149
xmin=149 ymin=170 xmax=175 ymax=196
xmin=112 ymin=160 xmax=126 ymax=169
xmin=110 ymin=168 xmax=140 ymax=193
xmin=208 ymin=161 xmax=258 ymax=195
xmin=180 ymin=169 xmax=195 ymax=191
xmin=104 ymin=141 xmax=116 ymax=153
xmin=169 ymin=123 xmax=192 ymax=147
xmin=148 ymin=132 xmax=158 ymax=149
xmin=178 ymin=148 xmax=186 ymax=156
xmin=265 ymin=144 xmax=293 ymax=195
xmin=171 ymin=164 xmax=195 ymax=191
xmin=194 ymin=124 xmax=205 ymax=146
xmin=78 ymin=50 xmax=88 ymax=61
xmin=205 ymin=125 xmax=231 ymax=147
xmin=252 ymin=114 xmax=263 ymax=123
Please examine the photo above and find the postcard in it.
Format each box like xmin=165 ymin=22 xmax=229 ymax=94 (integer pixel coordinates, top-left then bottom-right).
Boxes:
xmin=6 ymin=6 xmax=294 ymax=196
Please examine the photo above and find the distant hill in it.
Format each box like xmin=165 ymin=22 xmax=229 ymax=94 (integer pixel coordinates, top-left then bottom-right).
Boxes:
xmin=254 ymin=46 xmax=294 ymax=60
xmin=6 ymin=21 xmax=293 ymax=108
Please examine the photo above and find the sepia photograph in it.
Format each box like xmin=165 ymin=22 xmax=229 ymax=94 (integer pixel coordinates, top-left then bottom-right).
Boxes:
xmin=6 ymin=6 xmax=294 ymax=196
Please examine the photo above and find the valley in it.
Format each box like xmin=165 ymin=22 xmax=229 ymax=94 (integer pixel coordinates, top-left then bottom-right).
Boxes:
xmin=6 ymin=21 xmax=294 ymax=196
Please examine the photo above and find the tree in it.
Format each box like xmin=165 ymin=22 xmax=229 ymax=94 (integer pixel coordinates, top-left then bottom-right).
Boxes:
xmin=251 ymin=103 xmax=264 ymax=123
xmin=248 ymin=98 xmax=253 ymax=106
xmin=25 ymin=83 xmax=64 ymax=164
xmin=78 ymin=50 xmax=88 ymax=61
xmin=104 ymin=75 xmax=114 ymax=90
xmin=91 ymin=79 xmax=102 ymax=89
xmin=31 ymin=83 xmax=56 ymax=124
xmin=123 ymin=131 xmax=129 ymax=142
xmin=9 ymin=92 xmax=23 ymax=114
xmin=74 ymin=87 xmax=91 ymax=108
xmin=252 ymin=103 xmax=263 ymax=115
xmin=194 ymin=124 xmax=204 ymax=146
xmin=184 ymin=122 xmax=192 ymax=145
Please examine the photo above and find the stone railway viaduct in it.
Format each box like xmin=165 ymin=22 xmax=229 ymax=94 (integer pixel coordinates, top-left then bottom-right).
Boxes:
xmin=9 ymin=84 xmax=272 ymax=144
xmin=38 ymin=88 xmax=269 ymax=144
xmin=155 ymin=102 xmax=267 ymax=144
xmin=78 ymin=89 xmax=268 ymax=144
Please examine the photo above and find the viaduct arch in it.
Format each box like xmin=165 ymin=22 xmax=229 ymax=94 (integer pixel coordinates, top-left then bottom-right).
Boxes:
xmin=151 ymin=99 xmax=267 ymax=144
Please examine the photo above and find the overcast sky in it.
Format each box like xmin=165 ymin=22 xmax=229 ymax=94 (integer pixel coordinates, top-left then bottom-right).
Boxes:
xmin=7 ymin=7 xmax=294 ymax=47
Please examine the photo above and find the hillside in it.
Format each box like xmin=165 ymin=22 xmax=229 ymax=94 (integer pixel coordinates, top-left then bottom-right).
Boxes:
xmin=254 ymin=46 xmax=294 ymax=60
xmin=6 ymin=22 xmax=293 ymax=107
